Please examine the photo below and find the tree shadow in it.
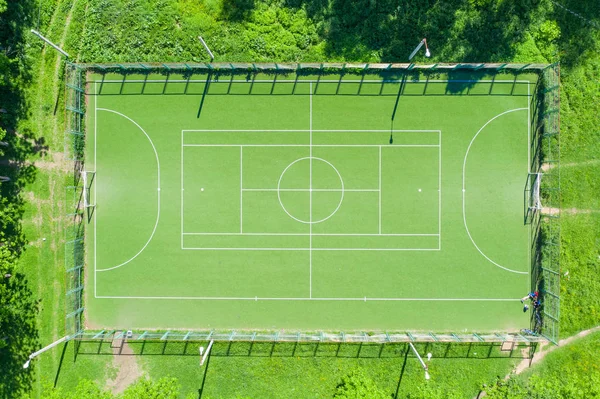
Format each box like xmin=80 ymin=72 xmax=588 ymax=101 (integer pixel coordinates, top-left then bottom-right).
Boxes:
xmin=220 ymin=0 xmax=256 ymax=21
xmin=551 ymin=0 xmax=600 ymax=68
xmin=282 ymin=0 xmax=554 ymax=63
xmin=73 ymin=339 xmax=532 ymax=361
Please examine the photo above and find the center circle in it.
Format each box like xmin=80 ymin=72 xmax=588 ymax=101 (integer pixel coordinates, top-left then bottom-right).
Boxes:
xmin=277 ymin=157 xmax=344 ymax=224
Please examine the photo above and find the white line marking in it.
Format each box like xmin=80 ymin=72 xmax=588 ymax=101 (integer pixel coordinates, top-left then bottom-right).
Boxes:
xmin=527 ymin=82 xmax=531 ymax=291
xmin=96 ymin=108 xmax=161 ymax=272
xmin=95 ymin=295 xmax=519 ymax=301
xmin=183 ymin=144 xmax=439 ymax=148
xmin=181 ymin=130 xmax=184 ymax=249
xmin=527 ymin=82 xmax=531 ymax=172
xmin=240 ymin=146 xmax=244 ymax=233
xmin=462 ymin=108 xmax=528 ymax=275
xmin=94 ymin=81 xmax=97 ymax=297
xmin=183 ymin=129 xmax=441 ymax=133
xmin=183 ymin=233 xmax=439 ymax=236
xmin=379 ymin=145 xmax=382 ymax=234
xmin=277 ymin=157 xmax=345 ymax=224
xmin=243 ymin=188 xmax=377 ymax=192
xmin=181 ymin=248 xmax=440 ymax=251
xmin=309 ymin=81 xmax=313 ymax=298
xmin=439 ymin=130 xmax=442 ymax=250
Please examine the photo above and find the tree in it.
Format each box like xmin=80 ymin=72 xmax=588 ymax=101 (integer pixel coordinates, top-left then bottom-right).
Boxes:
xmin=0 ymin=248 xmax=38 ymax=398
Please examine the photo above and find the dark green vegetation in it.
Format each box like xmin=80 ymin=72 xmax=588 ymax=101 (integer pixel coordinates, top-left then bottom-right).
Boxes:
xmin=0 ymin=0 xmax=45 ymax=397
xmin=0 ymin=0 xmax=598 ymax=398
xmin=88 ymin=73 xmax=530 ymax=331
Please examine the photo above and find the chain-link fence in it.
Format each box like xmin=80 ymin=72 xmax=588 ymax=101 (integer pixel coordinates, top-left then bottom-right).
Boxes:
xmin=528 ymin=63 xmax=560 ymax=344
xmin=64 ymin=62 xmax=559 ymax=344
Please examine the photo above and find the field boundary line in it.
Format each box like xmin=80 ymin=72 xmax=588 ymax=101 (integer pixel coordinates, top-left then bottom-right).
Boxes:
xmin=95 ymin=295 xmax=519 ymax=301
xmin=95 ymin=108 xmax=161 ymax=273
xmin=94 ymin=82 xmax=98 ymax=296
xmin=181 ymin=248 xmax=440 ymax=251
xmin=527 ymin=83 xmax=531 ymax=292
xmin=183 ymin=129 xmax=441 ymax=132
xmin=462 ymin=107 xmax=528 ymax=275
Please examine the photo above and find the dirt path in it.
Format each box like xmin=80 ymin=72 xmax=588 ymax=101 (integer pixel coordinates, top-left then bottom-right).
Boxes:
xmin=105 ymin=341 xmax=145 ymax=394
xmin=542 ymin=207 xmax=600 ymax=215
xmin=512 ymin=325 xmax=600 ymax=375
xmin=541 ymin=159 xmax=600 ymax=172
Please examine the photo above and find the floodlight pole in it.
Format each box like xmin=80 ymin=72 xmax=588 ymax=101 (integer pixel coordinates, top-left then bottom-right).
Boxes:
xmin=23 ymin=335 xmax=70 ymax=369
xmin=408 ymin=38 xmax=430 ymax=61
xmin=200 ymin=340 xmax=214 ymax=366
xmin=409 ymin=342 xmax=430 ymax=380
xmin=198 ymin=36 xmax=215 ymax=62
xmin=30 ymin=29 xmax=69 ymax=58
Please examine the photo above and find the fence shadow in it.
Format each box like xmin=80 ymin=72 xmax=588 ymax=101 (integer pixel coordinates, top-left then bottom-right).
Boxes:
xmin=72 ymin=339 xmax=533 ymax=361
xmin=87 ymin=67 xmax=534 ymax=99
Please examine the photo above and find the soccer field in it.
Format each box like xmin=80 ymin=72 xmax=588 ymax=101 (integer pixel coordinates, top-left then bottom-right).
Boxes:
xmin=86 ymin=71 xmax=535 ymax=332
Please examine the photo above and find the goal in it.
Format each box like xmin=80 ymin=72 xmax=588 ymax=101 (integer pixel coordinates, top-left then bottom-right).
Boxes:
xmin=82 ymin=171 xmax=95 ymax=209
xmin=530 ymin=173 xmax=542 ymax=211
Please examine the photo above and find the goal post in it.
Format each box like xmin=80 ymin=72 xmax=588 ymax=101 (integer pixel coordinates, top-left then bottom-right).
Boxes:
xmin=524 ymin=172 xmax=542 ymax=224
xmin=530 ymin=172 xmax=542 ymax=211
xmin=82 ymin=171 xmax=96 ymax=210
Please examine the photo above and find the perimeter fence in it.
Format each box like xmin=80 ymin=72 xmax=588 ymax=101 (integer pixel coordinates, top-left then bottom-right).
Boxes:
xmin=63 ymin=62 xmax=559 ymax=344
xmin=528 ymin=63 xmax=560 ymax=344
xmin=64 ymin=62 xmax=86 ymax=335
xmin=77 ymin=62 xmax=545 ymax=97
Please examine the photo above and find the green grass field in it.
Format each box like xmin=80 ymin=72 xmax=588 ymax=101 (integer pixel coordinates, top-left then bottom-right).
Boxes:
xmin=86 ymin=72 xmax=535 ymax=332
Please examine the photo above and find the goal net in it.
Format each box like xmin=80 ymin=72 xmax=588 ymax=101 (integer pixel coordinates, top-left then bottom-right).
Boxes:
xmin=530 ymin=173 xmax=542 ymax=210
xmin=82 ymin=171 xmax=95 ymax=209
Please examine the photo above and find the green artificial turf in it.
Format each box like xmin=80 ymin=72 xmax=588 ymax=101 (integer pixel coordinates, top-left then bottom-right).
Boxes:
xmin=85 ymin=72 xmax=535 ymax=332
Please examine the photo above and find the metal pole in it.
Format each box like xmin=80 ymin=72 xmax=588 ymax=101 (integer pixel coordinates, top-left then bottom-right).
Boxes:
xmin=23 ymin=335 xmax=70 ymax=368
xmin=198 ymin=36 xmax=215 ymax=61
xmin=408 ymin=342 xmax=430 ymax=380
xmin=200 ymin=340 xmax=214 ymax=366
xmin=408 ymin=40 xmax=425 ymax=61
xmin=30 ymin=29 xmax=70 ymax=58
